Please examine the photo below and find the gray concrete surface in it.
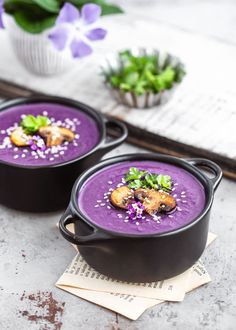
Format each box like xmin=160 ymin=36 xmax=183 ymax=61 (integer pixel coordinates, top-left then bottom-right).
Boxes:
xmin=0 ymin=143 xmax=236 ymax=330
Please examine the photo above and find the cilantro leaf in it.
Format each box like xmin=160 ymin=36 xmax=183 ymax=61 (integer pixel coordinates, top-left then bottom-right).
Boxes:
xmin=156 ymin=174 xmax=172 ymax=192
xmin=124 ymin=167 xmax=173 ymax=192
xmin=125 ymin=167 xmax=147 ymax=182
xmin=105 ymin=51 xmax=185 ymax=96
xmin=128 ymin=180 xmax=143 ymax=190
xmin=20 ymin=114 xmax=50 ymax=134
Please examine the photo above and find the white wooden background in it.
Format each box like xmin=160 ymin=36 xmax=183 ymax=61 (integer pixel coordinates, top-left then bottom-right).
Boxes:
xmin=0 ymin=2 xmax=235 ymax=163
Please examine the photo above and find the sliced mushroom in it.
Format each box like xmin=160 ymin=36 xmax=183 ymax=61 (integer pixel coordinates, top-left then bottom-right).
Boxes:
xmin=110 ymin=186 xmax=134 ymax=209
xmin=38 ymin=126 xmax=75 ymax=147
xmin=10 ymin=127 xmax=31 ymax=147
xmin=134 ymin=188 xmax=176 ymax=215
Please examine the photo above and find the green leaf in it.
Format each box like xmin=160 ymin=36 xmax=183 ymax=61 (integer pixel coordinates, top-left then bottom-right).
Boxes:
xmin=32 ymin=0 xmax=60 ymax=13
xmin=105 ymin=51 xmax=185 ymax=96
xmin=110 ymin=75 xmax=121 ymax=88
xmin=14 ymin=10 xmax=57 ymax=33
xmin=156 ymin=175 xmax=172 ymax=192
xmin=21 ymin=115 xmax=50 ymax=134
xmin=144 ymin=173 xmax=159 ymax=189
xmin=124 ymin=72 xmax=139 ymax=86
xmin=36 ymin=115 xmax=51 ymax=127
xmin=99 ymin=3 xmax=124 ymax=15
xmin=125 ymin=167 xmax=146 ymax=182
xmin=128 ymin=180 xmax=143 ymax=190
xmin=66 ymin=0 xmax=124 ymax=15
xmin=120 ymin=83 xmax=132 ymax=92
xmin=124 ymin=167 xmax=173 ymax=192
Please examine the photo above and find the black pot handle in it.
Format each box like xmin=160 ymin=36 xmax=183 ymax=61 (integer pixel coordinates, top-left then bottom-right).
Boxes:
xmin=100 ymin=117 xmax=128 ymax=152
xmin=187 ymin=158 xmax=222 ymax=191
xmin=59 ymin=207 xmax=111 ymax=246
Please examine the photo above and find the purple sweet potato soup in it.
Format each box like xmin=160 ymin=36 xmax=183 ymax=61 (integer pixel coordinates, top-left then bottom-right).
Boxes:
xmin=0 ymin=103 xmax=100 ymax=166
xmin=78 ymin=161 xmax=206 ymax=235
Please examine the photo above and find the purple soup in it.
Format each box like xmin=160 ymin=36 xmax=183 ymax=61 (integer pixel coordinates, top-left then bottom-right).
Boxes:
xmin=0 ymin=103 xmax=100 ymax=166
xmin=78 ymin=160 xmax=206 ymax=235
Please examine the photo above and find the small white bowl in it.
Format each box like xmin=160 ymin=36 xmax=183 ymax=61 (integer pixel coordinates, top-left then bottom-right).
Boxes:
xmin=101 ymin=47 xmax=185 ymax=108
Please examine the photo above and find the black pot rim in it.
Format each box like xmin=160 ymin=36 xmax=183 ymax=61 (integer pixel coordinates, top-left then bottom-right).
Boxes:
xmin=0 ymin=96 xmax=106 ymax=169
xmin=70 ymin=153 xmax=221 ymax=238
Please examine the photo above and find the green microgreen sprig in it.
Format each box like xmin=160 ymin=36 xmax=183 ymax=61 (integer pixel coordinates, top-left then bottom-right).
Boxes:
xmin=125 ymin=167 xmax=172 ymax=192
xmin=105 ymin=50 xmax=185 ymax=96
xmin=20 ymin=114 xmax=50 ymax=134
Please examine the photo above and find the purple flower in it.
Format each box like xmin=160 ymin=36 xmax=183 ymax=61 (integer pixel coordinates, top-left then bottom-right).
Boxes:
xmin=48 ymin=3 xmax=107 ymax=58
xmin=0 ymin=0 xmax=4 ymax=29
xmin=127 ymin=202 xmax=145 ymax=220
xmin=29 ymin=136 xmax=46 ymax=151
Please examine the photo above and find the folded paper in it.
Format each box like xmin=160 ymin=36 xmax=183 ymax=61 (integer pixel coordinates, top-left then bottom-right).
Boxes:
xmin=56 ymin=231 xmax=216 ymax=319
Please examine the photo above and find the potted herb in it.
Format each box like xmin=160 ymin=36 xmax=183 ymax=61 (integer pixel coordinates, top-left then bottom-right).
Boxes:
xmin=0 ymin=1 xmax=123 ymax=75
xmin=101 ymin=48 xmax=185 ymax=108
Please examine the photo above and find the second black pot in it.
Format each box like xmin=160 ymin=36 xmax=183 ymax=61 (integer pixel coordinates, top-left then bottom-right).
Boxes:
xmin=0 ymin=96 xmax=127 ymax=212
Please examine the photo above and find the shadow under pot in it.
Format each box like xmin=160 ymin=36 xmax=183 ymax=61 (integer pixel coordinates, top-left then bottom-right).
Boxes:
xmin=59 ymin=153 xmax=222 ymax=282
xmin=0 ymin=96 xmax=127 ymax=212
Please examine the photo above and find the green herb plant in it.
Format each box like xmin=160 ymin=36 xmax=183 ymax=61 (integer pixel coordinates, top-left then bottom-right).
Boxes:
xmin=20 ymin=114 xmax=50 ymax=134
xmin=125 ymin=167 xmax=172 ymax=192
xmin=4 ymin=0 xmax=123 ymax=34
xmin=106 ymin=50 xmax=185 ymax=96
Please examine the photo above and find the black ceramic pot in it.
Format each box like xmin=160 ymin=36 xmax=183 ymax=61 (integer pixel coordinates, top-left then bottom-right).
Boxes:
xmin=59 ymin=153 xmax=222 ymax=282
xmin=0 ymin=96 xmax=127 ymax=212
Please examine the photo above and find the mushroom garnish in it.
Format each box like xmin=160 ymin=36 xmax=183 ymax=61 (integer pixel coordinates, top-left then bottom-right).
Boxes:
xmin=134 ymin=188 xmax=176 ymax=215
xmin=110 ymin=186 xmax=134 ymax=209
xmin=10 ymin=127 xmax=32 ymax=147
xmin=38 ymin=126 xmax=75 ymax=147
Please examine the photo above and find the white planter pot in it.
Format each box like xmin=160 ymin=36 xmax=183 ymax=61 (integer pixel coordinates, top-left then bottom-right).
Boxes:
xmin=5 ymin=15 xmax=74 ymax=76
